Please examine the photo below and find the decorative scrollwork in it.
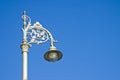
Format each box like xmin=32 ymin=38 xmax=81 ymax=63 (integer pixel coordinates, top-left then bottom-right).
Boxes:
xmin=27 ymin=26 xmax=49 ymax=44
xmin=22 ymin=11 xmax=55 ymax=46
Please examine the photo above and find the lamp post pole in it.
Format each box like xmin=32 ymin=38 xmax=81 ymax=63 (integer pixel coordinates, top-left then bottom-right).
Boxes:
xmin=21 ymin=43 xmax=29 ymax=80
xmin=20 ymin=11 xmax=63 ymax=80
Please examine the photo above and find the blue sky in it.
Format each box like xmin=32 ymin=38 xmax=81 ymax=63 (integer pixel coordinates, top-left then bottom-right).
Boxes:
xmin=0 ymin=0 xmax=120 ymax=80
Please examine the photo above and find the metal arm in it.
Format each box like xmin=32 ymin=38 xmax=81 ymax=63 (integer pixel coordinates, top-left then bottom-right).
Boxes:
xmin=22 ymin=11 xmax=56 ymax=47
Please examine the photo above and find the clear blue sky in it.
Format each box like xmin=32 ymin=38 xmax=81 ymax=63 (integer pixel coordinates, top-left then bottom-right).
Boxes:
xmin=0 ymin=0 xmax=120 ymax=80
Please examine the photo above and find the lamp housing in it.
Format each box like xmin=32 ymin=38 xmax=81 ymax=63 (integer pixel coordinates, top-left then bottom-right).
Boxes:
xmin=44 ymin=46 xmax=63 ymax=62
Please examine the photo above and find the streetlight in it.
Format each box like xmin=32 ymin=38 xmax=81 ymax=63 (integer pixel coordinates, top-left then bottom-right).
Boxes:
xmin=20 ymin=11 xmax=63 ymax=80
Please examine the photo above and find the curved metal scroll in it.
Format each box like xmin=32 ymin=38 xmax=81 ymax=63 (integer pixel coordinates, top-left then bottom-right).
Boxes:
xmin=27 ymin=22 xmax=55 ymax=46
xmin=22 ymin=11 xmax=56 ymax=47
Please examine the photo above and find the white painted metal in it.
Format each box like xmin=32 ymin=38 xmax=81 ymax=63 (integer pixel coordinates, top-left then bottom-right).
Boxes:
xmin=21 ymin=43 xmax=29 ymax=80
xmin=22 ymin=52 xmax=28 ymax=80
xmin=21 ymin=11 xmax=56 ymax=46
xmin=20 ymin=11 xmax=57 ymax=80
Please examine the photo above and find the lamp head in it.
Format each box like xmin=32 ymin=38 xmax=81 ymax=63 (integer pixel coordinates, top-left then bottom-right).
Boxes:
xmin=44 ymin=46 xmax=63 ymax=62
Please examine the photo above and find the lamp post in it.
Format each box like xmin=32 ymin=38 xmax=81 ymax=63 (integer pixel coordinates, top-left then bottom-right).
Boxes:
xmin=20 ymin=11 xmax=63 ymax=80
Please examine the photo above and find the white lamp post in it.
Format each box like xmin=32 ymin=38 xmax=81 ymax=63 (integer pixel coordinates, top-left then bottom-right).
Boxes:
xmin=20 ymin=11 xmax=63 ymax=80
